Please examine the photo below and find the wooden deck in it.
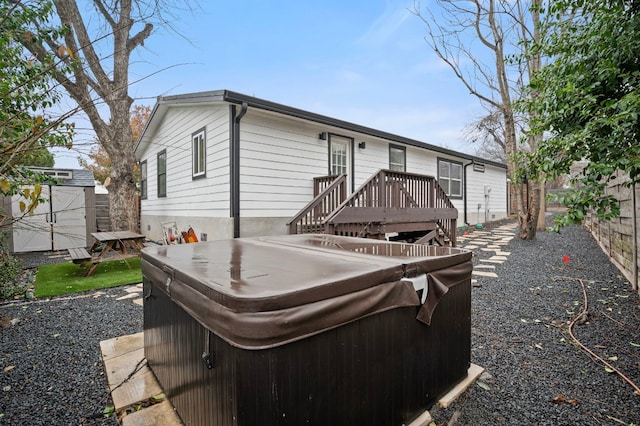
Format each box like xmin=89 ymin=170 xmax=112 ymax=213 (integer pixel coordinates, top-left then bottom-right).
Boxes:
xmin=288 ymin=170 xmax=458 ymax=246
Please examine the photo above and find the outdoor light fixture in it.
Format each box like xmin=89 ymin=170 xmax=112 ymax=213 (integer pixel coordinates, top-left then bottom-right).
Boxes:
xmin=318 ymin=132 xmax=327 ymax=140
xmin=358 ymin=141 xmax=366 ymax=149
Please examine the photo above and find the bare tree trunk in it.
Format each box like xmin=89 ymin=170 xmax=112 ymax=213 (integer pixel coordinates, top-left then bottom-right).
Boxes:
xmin=412 ymin=0 xmax=542 ymax=240
xmin=20 ymin=0 xmax=154 ymax=231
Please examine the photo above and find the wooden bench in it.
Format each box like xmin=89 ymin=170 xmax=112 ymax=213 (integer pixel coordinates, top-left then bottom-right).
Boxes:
xmin=68 ymin=247 xmax=93 ymax=264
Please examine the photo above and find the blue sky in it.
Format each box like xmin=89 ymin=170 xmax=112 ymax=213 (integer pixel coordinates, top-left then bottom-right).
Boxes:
xmin=53 ymin=0 xmax=485 ymax=168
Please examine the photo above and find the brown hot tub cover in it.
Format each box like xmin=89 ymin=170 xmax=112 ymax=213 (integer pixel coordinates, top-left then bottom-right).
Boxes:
xmin=141 ymin=234 xmax=472 ymax=349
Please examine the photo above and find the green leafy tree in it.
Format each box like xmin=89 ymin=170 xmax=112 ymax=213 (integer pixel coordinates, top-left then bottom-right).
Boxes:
xmin=0 ymin=0 xmax=74 ymax=297
xmin=0 ymin=0 xmax=75 ymax=222
xmin=523 ymin=0 xmax=640 ymax=230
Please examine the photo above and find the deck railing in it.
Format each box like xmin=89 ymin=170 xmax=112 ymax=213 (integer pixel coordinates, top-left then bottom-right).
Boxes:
xmin=287 ymin=174 xmax=347 ymax=234
xmin=324 ymin=170 xmax=457 ymax=245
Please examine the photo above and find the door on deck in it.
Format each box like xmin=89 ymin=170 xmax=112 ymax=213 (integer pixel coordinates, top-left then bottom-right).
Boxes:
xmin=329 ymin=134 xmax=353 ymax=192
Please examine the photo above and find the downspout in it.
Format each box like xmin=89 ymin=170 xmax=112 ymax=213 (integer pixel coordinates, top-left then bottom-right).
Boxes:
xmin=463 ymin=160 xmax=474 ymax=227
xmin=230 ymin=101 xmax=248 ymax=238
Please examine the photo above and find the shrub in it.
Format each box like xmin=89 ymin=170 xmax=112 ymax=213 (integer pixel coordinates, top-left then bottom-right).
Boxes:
xmin=0 ymin=232 xmax=24 ymax=300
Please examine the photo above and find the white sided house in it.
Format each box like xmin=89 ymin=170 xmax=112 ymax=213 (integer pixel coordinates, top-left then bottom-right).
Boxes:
xmin=135 ymin=90 xmax=508 ymax=245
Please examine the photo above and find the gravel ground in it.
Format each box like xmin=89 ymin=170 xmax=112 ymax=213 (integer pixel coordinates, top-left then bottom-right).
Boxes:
xmin=430 ymin=218 xmax=640 ymax=425
xmin=1 ymin=220 xmax=639 ymax=425
xmin=0 ymin=288 xmax=142 ymax=425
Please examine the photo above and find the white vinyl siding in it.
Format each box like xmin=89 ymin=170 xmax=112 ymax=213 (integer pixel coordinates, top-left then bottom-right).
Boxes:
xmin=138 ymin=105 xmax=230 ymax=218
xmin=238 ymin=110 xmax=329 ymax=217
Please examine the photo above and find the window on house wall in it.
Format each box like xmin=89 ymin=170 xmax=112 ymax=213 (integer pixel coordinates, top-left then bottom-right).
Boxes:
xmin=140 ymin=160 xmax=147 ymax=199
xmin=157 ymin=150 xmax=166 ymax=198
xmin=438 ymin=159 xmax=463 ymax=198
xmin=192 ymin=128 xmax=206 ymax=178
xmin=389 ymin=145 xmax=406 ymax=172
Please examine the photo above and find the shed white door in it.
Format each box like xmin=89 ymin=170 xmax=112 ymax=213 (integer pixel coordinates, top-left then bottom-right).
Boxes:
xmin=51 ymin=186 xmax=86 ymax=250
xmin=11 ymin=186 xmax=52 ymax=252
xmin=11 ymin=186 xmax=86 ymax=252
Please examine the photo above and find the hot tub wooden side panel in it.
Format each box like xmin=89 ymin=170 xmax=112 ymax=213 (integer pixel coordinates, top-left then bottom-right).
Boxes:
xmin=143 ymin=278 xmax=470 ymax=426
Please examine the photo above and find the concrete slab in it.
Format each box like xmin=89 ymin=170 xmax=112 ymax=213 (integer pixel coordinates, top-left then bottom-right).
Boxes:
xmin=101 ymin=332 xmax=143 ymax=361
xmin=438 ymin=363 xmax=484 ymax=409
xmin=407 ymin=409 xmax=433 ymax=426
xmin=472 ymin=270 xmax=498 ymax=278
xmin=474 ymin=264 xmax=495 ymax=269
xmin=123 ymin=286 xmax=143 ymax=294
xmin=116 ymin=293 xmax=139 ymax=301
xmin=480 ymin=259 xmax=505 ymax=264
xmin=489 ymin=255 xmax=508 ymax=261
xmin=101 ymin=333 xmax=166 ymax=417
xmin=480 ymin=248 xmax=511 ymax=256
xmin=463 ymin=245 xmax=478 ymax=250
xmin=121 ymin=400 xmax=182 ymax=426
xmin=133 ymin=298 xmax=143 ymax=306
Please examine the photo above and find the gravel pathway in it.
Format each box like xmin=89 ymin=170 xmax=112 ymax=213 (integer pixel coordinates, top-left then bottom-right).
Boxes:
xmin=1 ymin=221 xmax=639 ymax=425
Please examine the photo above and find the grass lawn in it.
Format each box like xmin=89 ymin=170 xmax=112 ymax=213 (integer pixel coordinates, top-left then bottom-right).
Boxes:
xmin=34 ymin=258 xmax=142 ymax=298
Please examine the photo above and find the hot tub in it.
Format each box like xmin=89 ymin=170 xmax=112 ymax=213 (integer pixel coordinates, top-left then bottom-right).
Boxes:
xmin=142 ymin=234 xmax=472 ymax=426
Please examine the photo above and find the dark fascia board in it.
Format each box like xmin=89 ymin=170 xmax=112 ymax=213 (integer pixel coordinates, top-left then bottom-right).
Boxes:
xmin=136 ymin=89 xmax=506 ymax=170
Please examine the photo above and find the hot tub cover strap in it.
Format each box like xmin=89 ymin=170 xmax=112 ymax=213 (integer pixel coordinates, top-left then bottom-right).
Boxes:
xmin=416 ymin=261 xmax=472 ymax=325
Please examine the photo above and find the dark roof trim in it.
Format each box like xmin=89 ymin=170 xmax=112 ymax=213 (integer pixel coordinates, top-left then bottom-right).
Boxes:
xmin=141 ymin=89 xmax=507 ymax=169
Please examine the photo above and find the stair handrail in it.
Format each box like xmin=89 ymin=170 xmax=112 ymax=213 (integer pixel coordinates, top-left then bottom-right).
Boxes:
xmin=286 ymin=174 xmax=347 ymax=234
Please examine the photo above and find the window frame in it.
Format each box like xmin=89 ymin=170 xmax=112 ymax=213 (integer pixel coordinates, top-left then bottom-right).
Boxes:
xmin=192 ymin=127 xmax=206 ymax=179
xmin=389 ymin=144 xmax=406 ymax=172
xmin=140 ymin=160 xmax=147 ymax=200
xmin=157 ymin=150 xmax=167 ymax=198
xmin=437 ymin=158 xmax=463 ymax=199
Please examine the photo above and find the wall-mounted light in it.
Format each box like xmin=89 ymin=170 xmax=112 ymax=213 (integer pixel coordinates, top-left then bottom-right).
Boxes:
xmin=318 ymin=132 xmax=327 ymax=140
xmin=358 ymin=141 xmax=366 ymax=149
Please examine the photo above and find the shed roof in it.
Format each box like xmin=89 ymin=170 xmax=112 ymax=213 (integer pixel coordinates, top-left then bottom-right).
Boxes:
xmin=29 ymin=168 xmax=95 ymax=187
xmin=136 ymin=89 xmax=506 ymax=170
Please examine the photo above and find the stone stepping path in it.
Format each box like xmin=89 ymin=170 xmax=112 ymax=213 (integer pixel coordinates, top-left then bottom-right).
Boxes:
xmin=115 ymin=283 xmax=143 ymax=306
xmin=460 ymin=221 xmax=517 ymax=281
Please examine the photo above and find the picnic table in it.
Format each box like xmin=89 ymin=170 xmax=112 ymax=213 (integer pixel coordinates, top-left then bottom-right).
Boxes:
xmin=68 ymin=231 xmax=146 ymax=277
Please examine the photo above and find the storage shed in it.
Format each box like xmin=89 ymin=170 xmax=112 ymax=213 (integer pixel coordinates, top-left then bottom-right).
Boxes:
xmin=4 ymin=168 xmax=97 ymax=253
xmin=142 ymin=234 xmax=473 ymax=425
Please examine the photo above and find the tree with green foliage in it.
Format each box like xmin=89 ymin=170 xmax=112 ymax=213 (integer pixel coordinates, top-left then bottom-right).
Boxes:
xmin=523 ymin=0 xmax=640 ymax=230
xmin=0 ymin=0 xmax=74 ymax=221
